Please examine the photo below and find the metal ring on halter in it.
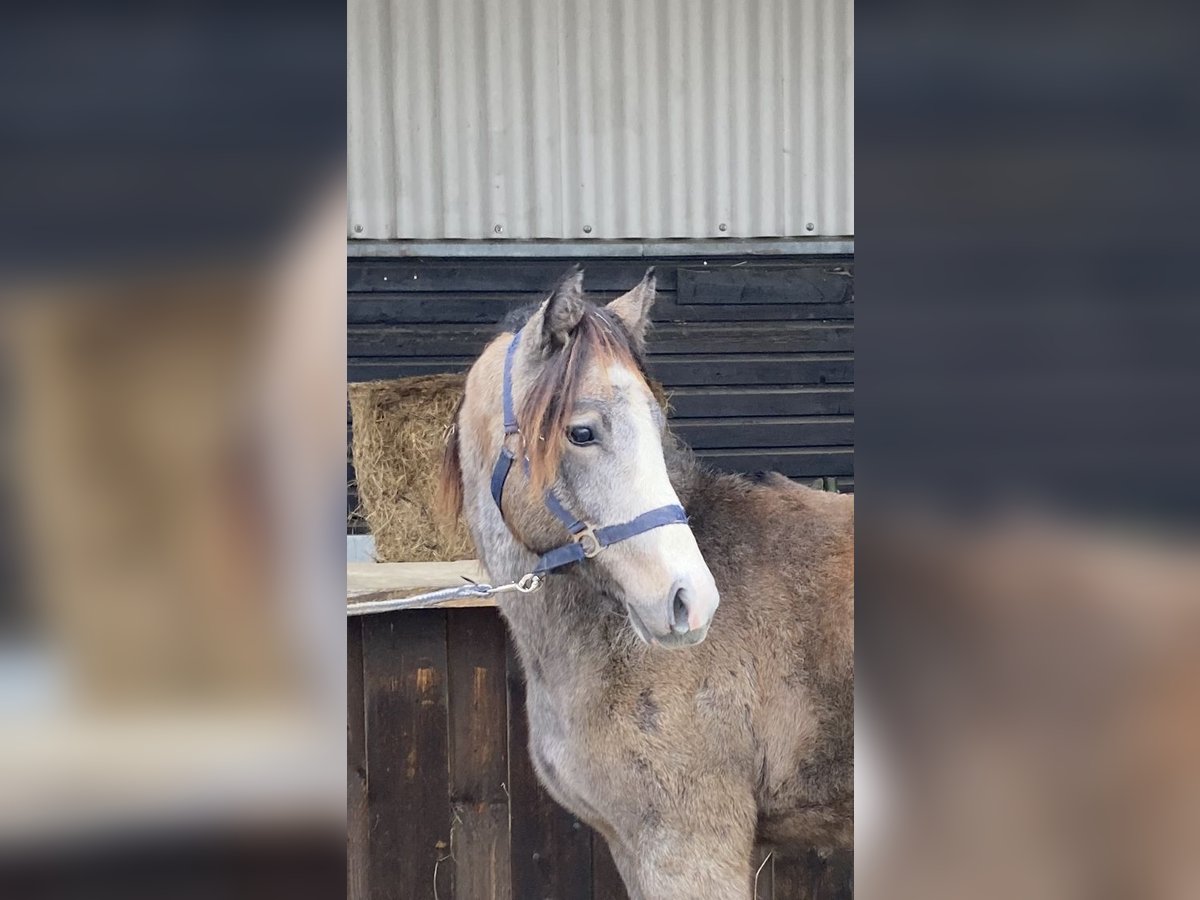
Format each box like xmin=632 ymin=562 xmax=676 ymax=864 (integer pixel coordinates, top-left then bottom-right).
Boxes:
xmin=516 ymin=573 xmax=543 ymax=593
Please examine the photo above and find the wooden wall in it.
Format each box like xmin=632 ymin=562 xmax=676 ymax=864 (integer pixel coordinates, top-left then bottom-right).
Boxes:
xmin=347 ymin=608 xmax=853 ymax=900
xmin=348 ymin=254 xmax=854 ymax=524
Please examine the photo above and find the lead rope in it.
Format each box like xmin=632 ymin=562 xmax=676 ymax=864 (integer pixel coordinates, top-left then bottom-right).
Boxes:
xmin=347 ymin=572 xmax=543 ymax=617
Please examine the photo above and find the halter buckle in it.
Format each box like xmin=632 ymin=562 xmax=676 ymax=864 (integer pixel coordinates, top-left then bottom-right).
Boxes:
xmin=573 ymin=525 xmax=603 ymax=558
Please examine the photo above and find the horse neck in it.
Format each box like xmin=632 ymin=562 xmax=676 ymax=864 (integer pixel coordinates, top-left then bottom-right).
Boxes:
xmin=461 ymin=499 xmax=615 ymax=688
xmin=500 ymin=576 xmax=625 ymax=689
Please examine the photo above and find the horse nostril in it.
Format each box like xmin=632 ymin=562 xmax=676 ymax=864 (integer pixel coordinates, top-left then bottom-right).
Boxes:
xmin=671 ymin=588 xmax=690 ymax=634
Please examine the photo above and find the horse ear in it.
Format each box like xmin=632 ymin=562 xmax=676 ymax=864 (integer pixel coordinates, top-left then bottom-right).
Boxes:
xmin=530 ymin=267 xmax=586 ymax=353
xmin=606 ymin=268 xmax=656 ymax=352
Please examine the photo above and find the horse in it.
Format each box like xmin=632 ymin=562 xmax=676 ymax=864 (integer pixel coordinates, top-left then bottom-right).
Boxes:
xmin=440 ymin=268 xmax=853 ymax=899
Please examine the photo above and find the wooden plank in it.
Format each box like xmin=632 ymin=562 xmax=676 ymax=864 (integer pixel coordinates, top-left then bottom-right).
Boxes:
xmin=678 ymin=265 xmax=852 ymax=306
xmin=363 ymin=611 xmax=453 ymax=900
xmin=347 ymin=322 xmax=854 ymax=359
xmin=349 ymin=259 xmax=681 ymax=293
xmin=347 ymin=256 xmax=851 ymax=294
xmin=348 ymin=292 xmax=544 ymax=325
xmin=672 ymin=416 xmax=854 ymax=450
xmin=650 ymin=355 xmax=854 ymax=387
xmin=447 ymin=608 xmax=512 ymax=900
xmin=668 ymin=386 xmax=855 ymax=418
xmin=350 ymin=357 xmax=473 ymax=382
xmin=347 ymin=618 xmax=369 ymax=900
xmin=652 ymin=292 xmax=854 ymax=323
xmin=695 ymin=447 xmax=854 ymax=478
xmin=772 ymin=853 xmax=807 ymax=899
xmin=592 ymin=836 xmax=630 ymax=900
xmin=350 ymin=353 xmax=854 ymax=386
xmin=347 ymin=325 xmax=497 ymax=357
xmin=348 ymin=291 xmax=854 ymax=325
xmin=347 ymin=560 xmax=497 ymax=610
xmin=654 ymin=323 xmax=856 ymax=355
xmin=826 ymin=851 xmax=854 ymax=900
xmin=772 ymin=850 xmax=854 ymax=900
xmin=348 ymin=560 xmax=488 ymax=597
xmin=447 ymin=609 xmax=511 ymax=800
xmin=507 ymin=641 xmax=593 ymax=900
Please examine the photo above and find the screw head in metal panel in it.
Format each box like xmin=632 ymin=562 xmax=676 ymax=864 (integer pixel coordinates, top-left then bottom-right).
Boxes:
xmin=494 ymin=224 xmax=503 ymax=234
xmin=582 ymin=224 xmax=592 ymax=234
xmin=718 ymin=223 xmax=727 ymax=232
xmin=353 ymin=224 xmax=363 ymax=233
xmin=806 ymin=222 xmax=815 ymax=231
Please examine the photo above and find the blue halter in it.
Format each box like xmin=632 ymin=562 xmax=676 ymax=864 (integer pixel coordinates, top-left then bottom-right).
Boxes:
xmin=489 ymin=326 xmax=689 ymax=575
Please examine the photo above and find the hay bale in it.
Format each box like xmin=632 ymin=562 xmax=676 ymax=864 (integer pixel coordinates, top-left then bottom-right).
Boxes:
xmin=349 ymin=375 xmax=474 ymax=562
xmin=349 ymin=373 xmax=672 ymax=563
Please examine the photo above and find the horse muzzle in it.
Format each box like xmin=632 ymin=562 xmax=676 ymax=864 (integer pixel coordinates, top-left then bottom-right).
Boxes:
xmin=626 ymin=571 xmax=720 ymax=649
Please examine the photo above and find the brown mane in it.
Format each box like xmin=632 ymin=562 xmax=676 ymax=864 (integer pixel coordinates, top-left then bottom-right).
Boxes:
xmin=519 ymin=306 xmax=646 ymax=490
xmin=437 ymin=396 xmax=465 ymax=521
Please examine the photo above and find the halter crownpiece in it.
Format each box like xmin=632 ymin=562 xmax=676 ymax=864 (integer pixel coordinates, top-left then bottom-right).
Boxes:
xmin=489 ymin=325 xmax=689 ymax=576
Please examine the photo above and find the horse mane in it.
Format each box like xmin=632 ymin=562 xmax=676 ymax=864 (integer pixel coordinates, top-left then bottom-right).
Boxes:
xmin=520 ymin=305 xmax=647 ymax=491
xmin=437 ymin=396 xmax=465 ymax=521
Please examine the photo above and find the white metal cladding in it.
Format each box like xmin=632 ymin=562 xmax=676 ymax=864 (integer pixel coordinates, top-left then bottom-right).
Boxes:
xmin=348 ymin=0 xmax=853 ymax=241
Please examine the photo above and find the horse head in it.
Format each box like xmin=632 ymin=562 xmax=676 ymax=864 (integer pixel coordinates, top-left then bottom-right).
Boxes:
xmin=442 ymin=268 xmax=720 ymax=647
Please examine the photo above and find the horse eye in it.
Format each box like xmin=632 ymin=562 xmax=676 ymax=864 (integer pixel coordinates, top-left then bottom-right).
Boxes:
xmin=567 ymin=425 xmax=595 ymax=446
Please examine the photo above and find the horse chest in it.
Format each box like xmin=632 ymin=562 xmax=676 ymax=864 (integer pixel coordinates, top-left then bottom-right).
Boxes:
xmin=527 ymin=691 xmax=614 ymax=820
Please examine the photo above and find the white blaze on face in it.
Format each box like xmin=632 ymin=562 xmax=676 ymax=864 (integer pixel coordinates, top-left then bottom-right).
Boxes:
xmin=601 ymin=363 xmax=720 ymax=643
xmin=605 ymin=363 xmax=679 ymax=511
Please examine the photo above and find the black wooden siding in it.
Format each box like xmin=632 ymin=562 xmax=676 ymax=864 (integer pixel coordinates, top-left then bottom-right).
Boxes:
xmin=347 ymin=254 xmax=854 ymax=523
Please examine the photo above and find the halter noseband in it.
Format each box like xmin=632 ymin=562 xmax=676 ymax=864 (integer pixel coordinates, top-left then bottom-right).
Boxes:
xmin=489 ymin=326 xmax=689 ymax=576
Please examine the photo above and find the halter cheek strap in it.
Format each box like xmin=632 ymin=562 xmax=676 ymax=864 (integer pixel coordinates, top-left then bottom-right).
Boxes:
xmin=489 ymin=326 xmax=688 ymax=576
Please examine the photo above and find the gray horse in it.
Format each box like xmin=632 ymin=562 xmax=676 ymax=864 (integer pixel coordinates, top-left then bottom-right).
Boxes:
xmin=441 ymin=269 xmax=853 ymax=899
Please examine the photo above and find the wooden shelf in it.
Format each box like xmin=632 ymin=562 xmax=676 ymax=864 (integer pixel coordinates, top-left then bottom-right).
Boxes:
xmin=347 ymin=560 xmax=497 ymax=610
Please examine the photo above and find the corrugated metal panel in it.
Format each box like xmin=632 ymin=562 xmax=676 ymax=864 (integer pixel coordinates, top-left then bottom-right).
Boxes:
xmin=348 ymin=0 xmax=853 ymax=241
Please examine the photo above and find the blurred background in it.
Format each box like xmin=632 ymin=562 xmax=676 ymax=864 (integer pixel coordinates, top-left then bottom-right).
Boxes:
xmin=856 ymin=2 xmax=1200 ymax=898
xmin=0 ymin=3 xmax=344 ymax=898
